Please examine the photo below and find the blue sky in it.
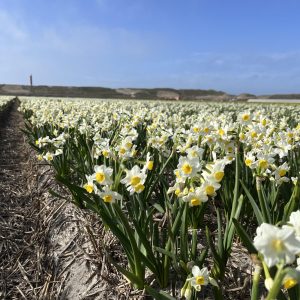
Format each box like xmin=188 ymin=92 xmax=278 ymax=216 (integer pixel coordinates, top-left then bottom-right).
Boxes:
xmin=1 ymin=0 xmax=300 ymax=94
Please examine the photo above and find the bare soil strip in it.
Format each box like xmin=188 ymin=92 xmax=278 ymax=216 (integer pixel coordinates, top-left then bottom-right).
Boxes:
xmin=0 ymin=100 xmax=43 ymax=298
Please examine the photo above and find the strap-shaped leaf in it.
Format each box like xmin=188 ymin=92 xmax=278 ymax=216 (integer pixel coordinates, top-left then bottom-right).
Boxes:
xmin=232 ymin=218 xmax=257 ymax=254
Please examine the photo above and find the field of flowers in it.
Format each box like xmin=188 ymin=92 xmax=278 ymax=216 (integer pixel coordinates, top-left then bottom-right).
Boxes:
xmin=0 ymin=96 xmax=13 ymax=112
xmin=19 ymin=96 xmax=300 ymax=299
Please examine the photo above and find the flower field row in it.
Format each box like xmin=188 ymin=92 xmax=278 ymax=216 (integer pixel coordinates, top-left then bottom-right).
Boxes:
xmin=0 ymin=96 xmax=13 ymax=112
xmin=19 ymin=96 xmax=300 ymax=299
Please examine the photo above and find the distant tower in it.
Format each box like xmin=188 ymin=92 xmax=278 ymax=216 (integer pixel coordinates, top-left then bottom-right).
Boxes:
xmin=30 ymin=74 xmax=33 ymax=87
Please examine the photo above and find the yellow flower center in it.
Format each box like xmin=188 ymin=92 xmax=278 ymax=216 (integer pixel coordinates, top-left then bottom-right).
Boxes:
xmin=46 ymin=154 xmax=53 ymax=161
xmin=214 ymin=171 xmax=224 ymax=182
xmin=195 ymin=276 xmax=205 ymax=285
xmin=147 ymin=161 xmax=154 ymax=170
xmin=102 ymin=150 xmax=109 ymax=157
xmin=190 ymin=198 xmax=201 ymax=206
xmin=84 ymin=184 xmax=93 ymax=193
xmin=103 ymin=195 xmax=113 ymax=202
xmin=134 ymin=183 xmax=145 ymax=192
xmin=125 ymin=142 xmax=132 ymax=148
xmin=283 ymin=278 xmax=298 ymax=289
xmin=259 ymin=159 xmax=268 ymax=169
xmin=239 ymin=133 xmax=245 ymax=140
xmin=204 ymin=127 xmax=210 ymax=133
xmin=261 ymin=119 xmax=267 ymax=126
xmin=245 ymin=158 xmax=253 ymax=167
xmin=193 ymin=127 xmax=200 ymax=133
xmin=181 ymin=163 xmax=192 ymax=175
xmin=218 ymin=128 xmax=225 ymax=136
xmin=95 ymin=172 xmax=105 ymax=183
xmin=272 ymin=239 xmax=285 ymax=252
xmin=242 ymin=114 xmax=250 ymax=121
xmin=205 ymin=185 xmax=215 ymax=196
xmin=130 ymin=176 xmax=141 ymax=186
xmin=175 ymin=188 xmax=181 ymax=196
xmin=251 ymin=131 xmax=257 ymax=138
xmin=119 ymin=148 xmax=126 ymax=155
xmin=278 ymin=169 xmax=287 ymax=177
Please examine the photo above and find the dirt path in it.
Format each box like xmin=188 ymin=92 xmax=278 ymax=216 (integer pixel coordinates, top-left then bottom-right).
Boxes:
xmin=0 ymin=100 xmax=43 ymax=298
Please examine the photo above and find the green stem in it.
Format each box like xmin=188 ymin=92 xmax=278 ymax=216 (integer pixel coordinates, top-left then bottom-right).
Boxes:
xmin=251 ymin=264 xmax=262 ymax=300
xmin=230 ymin=144 xmax=240 ymax=219
xmin=266 ymin=264 xmax=285 ymax=300
xmin=256 ymin=176 xmax=270 ymax=223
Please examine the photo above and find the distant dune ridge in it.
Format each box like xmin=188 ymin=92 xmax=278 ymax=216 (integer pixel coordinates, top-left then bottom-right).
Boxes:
xmin=1 ymin=84 xmax=300 ymax=101
xmin=0 ymin=84 xmax=231 ymax=100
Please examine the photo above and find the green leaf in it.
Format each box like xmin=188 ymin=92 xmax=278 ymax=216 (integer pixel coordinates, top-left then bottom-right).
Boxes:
xmin=283 ymin=181 xmax=300 ymax=222
xmin=154 ymin=246 xmax=176 ymax=260
xmin=48 ymin=188 xmax=69 ymax=201
xmin=107 ymin=254 xmax=144 ymax=288
xmin=153 ymin=203 xmax=165 ymax=214
xmin=225 ymin=195 xmax=244 ymax=251
xmin=240 ymin=180 xmax=264 ymax=224
xmin=232 ymin=219 xmax=257 ymax=254
xmin=144 ymin=285 xmax=176 ymax=300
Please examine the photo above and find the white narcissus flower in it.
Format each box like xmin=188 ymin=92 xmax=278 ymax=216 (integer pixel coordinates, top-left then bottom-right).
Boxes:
xmin=93 ymin=165 xmax=113 ymax=185
xmin=253 ymin=223 xmax=300 ymax=267
xmin=272 ymin=162 xmax=290 ymax=184
xmin=244 ymin=152 xmax=257 ymax=169
xmin=97 ymin=186 xmax=122 ymax=203
xmin=35 ymin=136 xmax=51 ymax=148
xmin=288 ymin=210 xmax=300 ymax=239
xmin=186 ymin=145 xmax=204 ymax=160
xmin=187 ymin=266 xmax=218 ymax=292
xmin=83 ymin=175 xmax=97 ymax=194
xmin=177 ymin=156 xmax=201 ymax=179
xmin=120 ymin=165 xmax=147 ymax=194
xmin=182 ymin=187 xmax=208 ymax=207
xmin=240 ymin=111 xmax=253 ymax=124
xmin=201 ymin=180 xmax=221 ymax=197
xmin=43 ymin=151 xmax=54 ymax=161
xmin=187 ymin=266 xmax=209 ymax=291
xmin=143 ymin=152 xmax=154 ymax=172
xmin=257 ymin=153 xmax=275 ymax=170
